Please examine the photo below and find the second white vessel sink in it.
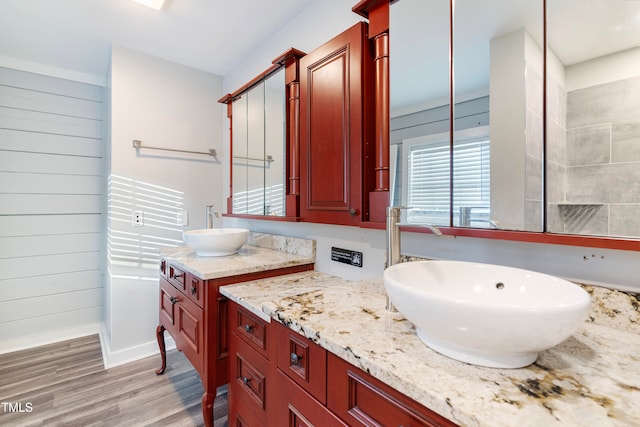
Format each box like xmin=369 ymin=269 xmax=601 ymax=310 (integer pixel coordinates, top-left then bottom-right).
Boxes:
xmin=182 ymin=228 xmax=249 ymax=257
xmin=383 ymin=260 xmax=591 ymax=368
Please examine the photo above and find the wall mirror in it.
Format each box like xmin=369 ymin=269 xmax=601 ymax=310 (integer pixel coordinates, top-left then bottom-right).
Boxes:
xmin=389 ymin=0 xmax=451 ymax=225
xmin=546 ymin=0 xmax=640 ymax=239
xmin=229 ymin=68 xmax=286 ymax=216
xmin=390 ymin=0 xmax=544 ymax=232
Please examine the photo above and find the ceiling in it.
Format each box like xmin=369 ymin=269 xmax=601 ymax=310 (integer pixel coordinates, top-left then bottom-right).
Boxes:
xmin=2 ymin=0 xmax=638 ymax=106
xmin=0 ymin=0 xmax=314 ymax=82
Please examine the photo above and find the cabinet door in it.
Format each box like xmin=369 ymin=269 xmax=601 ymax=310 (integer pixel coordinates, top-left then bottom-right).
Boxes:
xmin=159 ymin=279 xmax=178 ymax=331
xmin=299 ymin=21 xmax=375 ymax=226
xmin=176 ymin=295 xmax=204 ymax=375
xmin=327 ymin=353 xmax=457 ymax=427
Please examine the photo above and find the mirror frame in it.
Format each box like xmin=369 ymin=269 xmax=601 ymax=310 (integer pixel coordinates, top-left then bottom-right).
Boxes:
xmin=365 ymin=0 xmax=639 ymax=251
xmin=219 ymin=48 xmax=306 ymax=222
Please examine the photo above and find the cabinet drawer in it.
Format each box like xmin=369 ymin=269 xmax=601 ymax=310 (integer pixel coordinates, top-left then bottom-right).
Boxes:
xmin=233 ymin=305 xmax=269 ymax=357
xmin=167 ymin=264 xmax=186 ymax=292
xmin=327 ymin=353 xmax=457 ymax=427
xmin=186 ymin=273 xmax=205 ymax=308
xmin=275 ymin=321 xmax=327 ymax=404
xmin=276 ymin=370 xmax=347 ymax=427
xmin=230 ymin=331 xmax=270 ymax=425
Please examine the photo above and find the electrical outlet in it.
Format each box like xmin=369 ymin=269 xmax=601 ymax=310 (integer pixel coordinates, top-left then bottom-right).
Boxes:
xmin=131 ymin=210 xmax=144 ymax=227
xmin=177 ymin=210 xmax=188 ymax=226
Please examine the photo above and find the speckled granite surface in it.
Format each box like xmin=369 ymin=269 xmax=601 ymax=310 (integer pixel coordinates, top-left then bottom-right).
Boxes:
xmin=220 ymin=271 xmax=640 ymax=427
xmin=160 ymin=232 xmax=315 ymax=280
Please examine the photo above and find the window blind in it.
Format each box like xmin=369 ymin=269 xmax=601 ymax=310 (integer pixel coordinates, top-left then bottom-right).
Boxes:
xmin=408 ymin=136 xmax=490 ymax=226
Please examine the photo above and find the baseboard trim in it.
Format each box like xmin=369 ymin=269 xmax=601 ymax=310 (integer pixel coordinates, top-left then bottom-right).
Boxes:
xmin=98 ymin=323 xmax=176 ymax=369
xmin=0 ymin=323 xmax=102 ymax=355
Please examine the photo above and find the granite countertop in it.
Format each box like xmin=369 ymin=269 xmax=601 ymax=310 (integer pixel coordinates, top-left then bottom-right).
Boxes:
xmin=160 ymin=232 xmax=315 ymax=280
xmin=220 ymin=271 xmax=640 ymax=427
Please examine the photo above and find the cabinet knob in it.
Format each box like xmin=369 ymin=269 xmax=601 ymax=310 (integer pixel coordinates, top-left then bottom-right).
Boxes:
xmin=172 ymin=273 xmax=183 ymax=279
xmin=190 ymin=285 xmax=197 ymax=295
xmin=348 ymin=208 xmax=358 ymax=216
xmin=169 ymin=296 xmax=179 ymax=305
xmin=244 ymin=324 xmax=253 ymax=333
xmin=241 ymin=376 xmax=251 ymax=385
xmin=290 ymin=353 xmax=303 ymax=366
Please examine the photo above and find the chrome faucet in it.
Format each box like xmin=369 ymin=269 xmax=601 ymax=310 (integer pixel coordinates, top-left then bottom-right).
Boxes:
xmin=205 ymin=204 xmax=220 ymax=228
xmin=385 ymin=206 xmax=442 ymax=311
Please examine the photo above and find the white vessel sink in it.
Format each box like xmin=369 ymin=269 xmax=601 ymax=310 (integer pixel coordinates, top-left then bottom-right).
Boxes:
xmin=182 ymin=228 xmax=249 ymax=257
xmin=383 ymin=260 xmax=591 ymax=368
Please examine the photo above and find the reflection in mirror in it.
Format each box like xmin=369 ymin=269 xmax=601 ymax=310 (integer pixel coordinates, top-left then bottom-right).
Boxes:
xmin=231 ymin=68 xmax=286 ymax=216
xmin=454 ymin=0 xmax=543 ymax=231
xmin=390 ymin=0 xmax=451 ymax=225
xmin=390 ymin=0 xmax=544 ymax=231
xmin=546 ymin=0 xmax=640 ymax=238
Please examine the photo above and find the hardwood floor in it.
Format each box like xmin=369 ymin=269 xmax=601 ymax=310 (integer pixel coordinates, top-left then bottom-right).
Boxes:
xmin=0 ymin=335 xmax=228 ymax=427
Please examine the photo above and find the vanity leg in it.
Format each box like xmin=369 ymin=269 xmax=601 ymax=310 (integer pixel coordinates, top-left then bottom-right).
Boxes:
xmin=202 ymin=392 xmax=215 ymax=427
xmin=155 ymin=324 xmax=167 ymax=375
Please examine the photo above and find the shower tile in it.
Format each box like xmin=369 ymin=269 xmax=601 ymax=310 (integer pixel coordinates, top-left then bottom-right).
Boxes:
xmin=546 ymin=76 xmax=565 ymax=126
xmin=567 ymin=163 xmax=640 ymax=204
xmin=546 ymin=119 xmax=566 ymax=165
xmin=526 ymin=109 xmax=543 ymax=159
xmin=612 ymin=120 xmax=640 ymax=163
xmin=525 ymin=155 xmax=542 ymax=200
xmin=546 ymin=161 xmax=566 ymax=204
xmin=546 ymin=203 xmax=564 ymax=233
xmin=524 ymin=200 xmax=542 ymax=231
xmin=567 ymin=75 xmax=640 ymax=129
xmin=610 ymin=204 xmax=640 ymax=237
xmin=566 ymin=124 xmax=611 ymax=166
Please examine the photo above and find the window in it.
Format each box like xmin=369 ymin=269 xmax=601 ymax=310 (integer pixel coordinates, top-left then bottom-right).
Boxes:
xmin=402 ymin=127 xmax=490 ymax=227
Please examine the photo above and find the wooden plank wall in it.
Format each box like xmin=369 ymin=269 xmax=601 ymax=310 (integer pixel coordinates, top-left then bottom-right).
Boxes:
xmin=0 ymin=67 xmax=104 ymax=350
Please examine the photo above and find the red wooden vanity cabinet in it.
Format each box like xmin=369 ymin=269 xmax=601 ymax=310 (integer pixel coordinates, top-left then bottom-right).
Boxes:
xmin=156 ymin=260 xmax=313 ymax=427
xmin=226 ymin=300 xmax=456 ymax=427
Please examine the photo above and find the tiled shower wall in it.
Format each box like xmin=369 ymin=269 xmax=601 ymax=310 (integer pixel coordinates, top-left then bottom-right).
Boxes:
xmin=525 ymin=61 xmax=544 ymax=231
xmin=546 ymin=73 xmax=568 ymax=233
xmin=560 ymin=75 xmax=640 ymax=237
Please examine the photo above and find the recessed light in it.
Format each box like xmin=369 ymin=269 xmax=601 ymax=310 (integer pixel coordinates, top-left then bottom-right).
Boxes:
xmin=132 ymin=0 xmax=166 ymax=10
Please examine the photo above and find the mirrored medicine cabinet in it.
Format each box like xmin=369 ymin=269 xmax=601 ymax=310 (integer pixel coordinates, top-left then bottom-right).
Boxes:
xmin=390 ymin=0 xmax=640 ymax=246
xmin=219 ymin=49 xmax=306 ymax=220
xmin=230 ymin=68 xmax=285 ymax=217
xmin=221 ymin=0 xmax=640 ymax=251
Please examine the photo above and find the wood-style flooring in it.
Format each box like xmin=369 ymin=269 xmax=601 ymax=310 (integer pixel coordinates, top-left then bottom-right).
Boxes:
xmin=0 ymin=335 xmax=227 ymax=426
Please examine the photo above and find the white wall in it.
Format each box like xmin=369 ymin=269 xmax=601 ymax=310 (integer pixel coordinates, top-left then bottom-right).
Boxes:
xmin=0 ymin=67 xmax=104 ymax=353
xmin=104 ymin=46 xmax=223 ymax=367
xmin=222 ymin=1 xmax=640 ymax=293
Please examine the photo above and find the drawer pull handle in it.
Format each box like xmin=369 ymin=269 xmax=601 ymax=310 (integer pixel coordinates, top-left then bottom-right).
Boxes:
xmin=172 ymin=273 xmax=183 ymax=279
xmin=244 ymin=324 xmax=253 ymax=333
xmin=241 ymin=376 xmax=251 ymax=385
xmin=290 ymin=353 xmax=303 ymax=366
